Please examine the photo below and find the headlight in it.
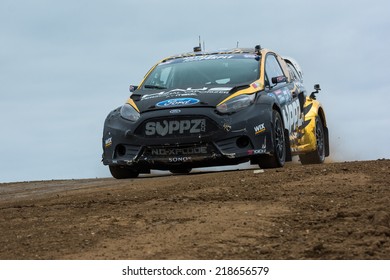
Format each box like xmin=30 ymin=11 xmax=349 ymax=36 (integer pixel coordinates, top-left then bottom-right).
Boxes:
xmin=120 ymin=103 xmax=140 ymax=122
xmin=216 ymin=94 xmax=255 ymax=114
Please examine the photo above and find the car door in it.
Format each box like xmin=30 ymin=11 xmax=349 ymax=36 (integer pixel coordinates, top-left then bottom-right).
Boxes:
xmin=264 ymin=53 xmax=302 ymax=135
xmin=286 ymin=62 xmax=306 ymax=111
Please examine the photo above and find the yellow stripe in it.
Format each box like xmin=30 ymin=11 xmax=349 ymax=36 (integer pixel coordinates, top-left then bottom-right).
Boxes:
xmin=127 ymin=98 xmax=140 ymax=112
xmin=216 ymin=82 xmax=263 ymax=106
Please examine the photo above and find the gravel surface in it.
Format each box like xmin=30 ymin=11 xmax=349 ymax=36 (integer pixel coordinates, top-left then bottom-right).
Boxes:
xmin=1 ymin=160 xmax=389 ymax=260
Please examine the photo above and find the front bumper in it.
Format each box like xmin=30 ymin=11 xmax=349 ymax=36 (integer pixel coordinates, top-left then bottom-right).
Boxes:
xmin=102 ymin=106 xmax=273 ymax=171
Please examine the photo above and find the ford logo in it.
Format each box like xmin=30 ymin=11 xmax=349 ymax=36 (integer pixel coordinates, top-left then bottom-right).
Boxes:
xmin=156 ymin=98 xmax=200 ymax=107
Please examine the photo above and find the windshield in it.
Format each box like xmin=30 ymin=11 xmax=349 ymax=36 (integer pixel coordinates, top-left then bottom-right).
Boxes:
xmin=142 ymin=54 xmax=260 ymax=90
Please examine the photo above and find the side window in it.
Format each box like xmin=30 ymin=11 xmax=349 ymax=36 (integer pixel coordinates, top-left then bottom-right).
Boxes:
xmin=265 ymin=54 xmax=285 ymax=87
xmin=287 ymin=63 xmax=301 ymax=82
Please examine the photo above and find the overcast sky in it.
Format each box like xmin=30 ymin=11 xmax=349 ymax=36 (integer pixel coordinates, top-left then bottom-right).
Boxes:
xmin=1 ymin=0 xmax=389 ymax=183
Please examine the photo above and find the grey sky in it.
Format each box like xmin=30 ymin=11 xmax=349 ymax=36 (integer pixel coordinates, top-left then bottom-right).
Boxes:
xmin=1 ymin=0 xmax=389 ymax=183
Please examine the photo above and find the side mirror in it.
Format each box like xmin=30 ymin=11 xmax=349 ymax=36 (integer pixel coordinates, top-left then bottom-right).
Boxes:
xmin=271 ymin=75 xmax=287 ymax=85
xmin=129 ymin=85 xmax=138 ymax=93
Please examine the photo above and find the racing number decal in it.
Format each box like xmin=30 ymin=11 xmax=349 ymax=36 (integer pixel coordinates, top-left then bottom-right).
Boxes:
xmin=282 ymin=99 xmax=301 ymax=133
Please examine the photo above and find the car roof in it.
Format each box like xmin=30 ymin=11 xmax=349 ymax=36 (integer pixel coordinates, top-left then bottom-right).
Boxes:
xmin=161 ymin=48 xmax=268 ymax=62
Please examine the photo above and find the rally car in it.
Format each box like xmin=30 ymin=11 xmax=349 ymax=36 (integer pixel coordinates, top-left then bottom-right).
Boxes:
xmin=102 ymin=45 xmax=329 ymax=179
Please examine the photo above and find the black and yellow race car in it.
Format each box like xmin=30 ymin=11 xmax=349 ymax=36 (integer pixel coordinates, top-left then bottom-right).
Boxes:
xmin=102 ymin=45 xmax=329 ymax=179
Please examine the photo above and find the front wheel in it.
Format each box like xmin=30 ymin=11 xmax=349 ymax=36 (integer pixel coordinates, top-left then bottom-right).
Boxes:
xmin=299 ymin=117 xmax=325 ymax=164
xmin=258 ymin=110 xmax=286 ymax=169
xmin=109 ymin=166 xmax=140 ymax=179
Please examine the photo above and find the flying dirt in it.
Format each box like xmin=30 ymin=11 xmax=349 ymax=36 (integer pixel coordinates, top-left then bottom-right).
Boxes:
xmin=0 ymin=160 xmax=389 ymax=259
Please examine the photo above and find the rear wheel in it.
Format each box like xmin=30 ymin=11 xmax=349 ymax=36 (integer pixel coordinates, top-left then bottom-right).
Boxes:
xmin=109 ymin=166 xmax=140 ymax=179
xmin=169 ymin=168 xmax=192 ymax=174
xmin=258 ymin=110 xmax=286 ymax=169
xmin=299 ymin=117 xmax=325 ymax=164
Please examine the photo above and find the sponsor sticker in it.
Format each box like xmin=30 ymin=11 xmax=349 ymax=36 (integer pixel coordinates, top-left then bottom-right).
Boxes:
xmin=104 ymin=137 xmax=112 ymax=148
xmin=247 ymin=149 xmax=267 ymax=155
xmin=254 ymin=123 xmax=266 ymax=135
xmin=150 ymin=146 xmax=208 ymax=156
xmin=141 ymin=88 xmax=230 ymax=101
xmin=182 ymin=55 xmax=234 ymax=62
xmin=145 ymin=119 xmax=206 ymax=136
xmin=274 ymin=89 xmax=282 ymax=95
xmin=142 ymin=146 xmax=213 ymax=163
xmin=282 ymin=99 xmax=302 ymax=133
xmin=248 ymin=138 xmax=266 ymax=155
xmin=169 ymin=157 xmax=192 ymax=163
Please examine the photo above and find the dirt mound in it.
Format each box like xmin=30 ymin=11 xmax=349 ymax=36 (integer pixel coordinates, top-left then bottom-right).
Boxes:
xmin=0 ymin=160 xmax=389 ymax=259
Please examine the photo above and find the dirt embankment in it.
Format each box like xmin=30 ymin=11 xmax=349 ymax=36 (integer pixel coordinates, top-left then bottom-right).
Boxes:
xmin=0 ymin=160 xmax=389 ymax=259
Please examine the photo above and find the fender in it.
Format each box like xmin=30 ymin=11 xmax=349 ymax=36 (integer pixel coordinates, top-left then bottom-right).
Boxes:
xmin=303 ymin=98 xmax=327 ymax=126
xmin=255 ymin=92 xmax=292 ymax=160
xmin=303 ymin=98 xmax=329 ymax=156
xmin=292 ymin=98 xmax=328 ymax=155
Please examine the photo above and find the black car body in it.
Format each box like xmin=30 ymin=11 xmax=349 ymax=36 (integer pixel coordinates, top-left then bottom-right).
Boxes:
xmin=102 ymin=46 xmax=329 ymax=178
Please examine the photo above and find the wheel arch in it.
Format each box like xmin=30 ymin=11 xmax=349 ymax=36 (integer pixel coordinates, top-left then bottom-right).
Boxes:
xmin=317 ymin=106 xmax=327 ymax=128
xmin=307 ymin=102 xmax=329 ymax=158
xmin=317 ymin=106 xmax=330 ymax=157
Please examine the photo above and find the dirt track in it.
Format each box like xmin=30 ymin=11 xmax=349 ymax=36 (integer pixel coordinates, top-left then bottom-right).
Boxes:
xmin=1 ymin=160 xmax=389 ymax=260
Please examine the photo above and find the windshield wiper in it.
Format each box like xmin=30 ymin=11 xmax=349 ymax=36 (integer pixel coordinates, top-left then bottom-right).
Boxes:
xmin=144 ymin=85 xmax=167 ymax=90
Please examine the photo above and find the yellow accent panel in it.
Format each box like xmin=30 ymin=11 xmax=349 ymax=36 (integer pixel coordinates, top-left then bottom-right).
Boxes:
xmin=216 ymin=81 xmax=264 ymax=106
xmin=298 ymin=120 xmax=317 ymax=153
xmin=292 ymin=98 xmax=323 ymax=154
xmin=126 ymin=98 xmax=140 ymax=112
xmin=259 ymin=50 xmax=267 ymax=84
xmin=304 ymin=98 xmax=322 ymax=119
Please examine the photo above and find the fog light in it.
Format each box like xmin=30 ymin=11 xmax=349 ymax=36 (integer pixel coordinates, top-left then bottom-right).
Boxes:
xmin=116 ymin=145 xmax=126 ymax=157
xmin=236 ymin=136 xmax=250 ymax=148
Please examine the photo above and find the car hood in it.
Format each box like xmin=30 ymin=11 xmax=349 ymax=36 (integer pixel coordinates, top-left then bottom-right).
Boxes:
xmin=131 ymin=87 xmax=234 ymax=112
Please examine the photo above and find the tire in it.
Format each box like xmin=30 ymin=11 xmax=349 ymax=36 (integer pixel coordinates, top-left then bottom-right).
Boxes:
xmin=258 ymin=110 xmax=286 ymax=169
xmin=299 ymin=117 xmax=326 ymax=164
xmin=109 ymin=165 xmax=139 ymax=179
xmin=169 ymin=168 xmax=192 ymax=174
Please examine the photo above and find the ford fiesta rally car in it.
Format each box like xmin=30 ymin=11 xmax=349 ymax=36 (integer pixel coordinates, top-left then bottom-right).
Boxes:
xmin=102 ymin=45 xmax=329 ymax=179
